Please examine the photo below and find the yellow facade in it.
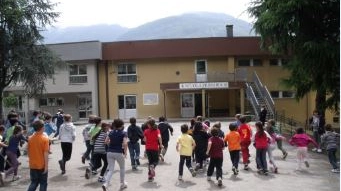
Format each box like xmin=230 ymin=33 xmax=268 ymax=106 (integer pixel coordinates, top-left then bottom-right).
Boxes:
xmin=98 ymin=39 xmax=338 ymax=127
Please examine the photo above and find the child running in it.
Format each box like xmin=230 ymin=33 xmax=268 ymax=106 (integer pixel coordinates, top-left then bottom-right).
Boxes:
xmin=127 ymin=117 xmax=144 ymax=170
xmin=0 ymin=125 xmax=27 ymax=183
xmin=266 ymin=122 xmax=285 ymax=173
xmin=176 ymin=124 xmax=196 ymax=181
xmin=206 ymin=128 xmax=225 ymax=187
xmin=85 ymin=122 xmax=109 ymax=183
xmin=253 ymin=121 xmax=271 ymax=175
xmin=289 ymin=127 xmax=318 ymax=171
xmin=143 ymin=118 xmax=163 ymax=182
xmin=320 ymin=124 xmax=340 ymax=173
xmin=238 ymin=116 xmax=252 ymax=170
xmin=224 ymin=123 xmax=241 ymax=175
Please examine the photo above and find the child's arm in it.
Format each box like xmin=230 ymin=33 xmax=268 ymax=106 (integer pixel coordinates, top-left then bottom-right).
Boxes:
xmin=206 ymin=140 xmax=212 ymax=156
xmin=308 ymin=136 xmax=318 ymax=148
xmin=192 ymin=138 xmax=196 ymax=150
xmin=0 ymin=142 xmax=7 ymax=147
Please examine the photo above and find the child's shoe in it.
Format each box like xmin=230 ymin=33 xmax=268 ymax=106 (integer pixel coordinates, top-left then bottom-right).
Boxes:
xmin=263 ymin=169 xmax=269 ymax=175
xmin=178 ymin=175 xmax=183 ymax=180
xmin=217 ymin=178 xmax=222 ymax=187
xmin=85 ymin=168 xmax=91 ymax=179
xmin=189 ymin=168 xmax=196 ymax=177
xmin=149 ymin=165 xmax=155 ymax=178
xmin=274 ymin=167 xmax=278 ymax=173
xmin=120 ymin=182 xmax=127 ymax=189
xmin=0 ymin=172 xmax=5 ymax=186
xmin=232 ymin=166 xmax=238 ymax=175
xmin=97 ymin=176 xmax=105 ymax=183
xmin=102 ymin=183 xmax=108 ymax=191
xmin=243 ymin=164 xmax=249 ymax=170
xmin=331 ymin=169 xmax=340 ymax=173
xmin=207 ymin=176 xmax=211 ymax=181
xmin=12 ymin=175 xmax=21 ymax=181
xmin=304 ymin=161 xmax=310 ymax=168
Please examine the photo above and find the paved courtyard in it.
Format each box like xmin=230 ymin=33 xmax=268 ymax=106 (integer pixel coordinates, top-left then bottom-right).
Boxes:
xmin=1 ymin=121 xmax=340 ymax=191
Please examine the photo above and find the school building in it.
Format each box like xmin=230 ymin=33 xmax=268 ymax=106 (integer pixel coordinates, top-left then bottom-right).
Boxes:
xmin=4 ymin=35 xmax=338 ymax=127
xmin=98 ymin=37 xmax=338 ymax=126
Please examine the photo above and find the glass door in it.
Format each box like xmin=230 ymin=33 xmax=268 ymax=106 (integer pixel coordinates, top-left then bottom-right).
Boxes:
xmin=78 ymin=94 xmax=92 ymax=119
xmin=181 ymin=93 xmax=194 ymax=118
xmin=118 ymin=95 xmax=137 ymax=119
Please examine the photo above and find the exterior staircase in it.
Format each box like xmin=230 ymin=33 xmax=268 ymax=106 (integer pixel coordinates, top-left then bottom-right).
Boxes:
xmin=245 ymin=72 xmax=275 ymax=121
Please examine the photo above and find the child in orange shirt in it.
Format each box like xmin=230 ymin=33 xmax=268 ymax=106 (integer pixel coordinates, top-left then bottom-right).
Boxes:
xmin=224 ymin=123 xmax=241 ymax=175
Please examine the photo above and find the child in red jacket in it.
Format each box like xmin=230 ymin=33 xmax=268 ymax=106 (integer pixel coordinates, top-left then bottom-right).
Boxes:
xmin=254 ymin=121 xmax=271 ymax=175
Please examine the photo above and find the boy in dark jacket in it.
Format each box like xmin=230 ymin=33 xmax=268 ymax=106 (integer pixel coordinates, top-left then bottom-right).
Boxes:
xmin=158 ymin=116 xmax=173 ymax=162
xmin=321 ymin=124 xmax=340 ymax=173
xmin=127 ymin=117 xmax=144 ymax=170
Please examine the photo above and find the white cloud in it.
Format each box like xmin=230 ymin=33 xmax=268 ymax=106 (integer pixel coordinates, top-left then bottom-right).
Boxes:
xmin=51 ymin=0 xmax=253 ymax=28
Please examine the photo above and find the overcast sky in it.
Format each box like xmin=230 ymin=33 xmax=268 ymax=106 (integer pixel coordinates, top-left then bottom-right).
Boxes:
xmin=50 ymin=0 xmax=254 ymax=28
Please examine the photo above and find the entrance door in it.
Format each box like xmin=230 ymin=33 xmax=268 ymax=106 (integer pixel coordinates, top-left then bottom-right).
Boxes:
xmin=118 ymin=95 xmax=137 ymax=119
xmin=78 ymin=94 xmax=92 ymax=119
xmin=194 ymin=93 xmax=202 ymax=117
xmin=181 ymin=93 xmax=194 ymax=117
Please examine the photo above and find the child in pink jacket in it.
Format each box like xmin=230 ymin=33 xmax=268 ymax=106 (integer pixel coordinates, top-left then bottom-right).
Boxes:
xmin=289 ymin=127 xmax=318 ymax=171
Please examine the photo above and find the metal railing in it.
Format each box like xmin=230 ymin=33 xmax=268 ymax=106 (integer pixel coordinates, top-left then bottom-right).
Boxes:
xmin=252 ymin=72 xmax=275 ymax=118
xmin=245 ymin=83 xmax=259 ymax=118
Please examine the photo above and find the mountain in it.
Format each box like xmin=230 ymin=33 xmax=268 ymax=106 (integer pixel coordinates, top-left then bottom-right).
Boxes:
xmin=42 ymin=24 xmax=129 ymax=44
xmin=42 ymin=12 xmax=255 ymax=44
xmin=117 ymin=12 xmax=254 ymax=41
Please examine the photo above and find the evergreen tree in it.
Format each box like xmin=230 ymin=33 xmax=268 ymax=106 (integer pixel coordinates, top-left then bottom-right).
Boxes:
xmin=248 ymin=0 xmax=340 ymax=117
xmin=0 ymin=0 xmax=62 ymax=119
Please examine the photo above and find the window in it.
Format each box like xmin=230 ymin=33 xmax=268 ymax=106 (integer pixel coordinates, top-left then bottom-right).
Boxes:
xmin=282 ymin=91 xmax=294 ymax=98
xmin=48 ymin=98 xmax=56 ymax=106
xmin=238 ymin=59 xmax=262 ymax=66
xmin=270 ymin=91 xmax=280 ymax=98
xmin=270 ymin=91 xmax=295 ymax=98
xmin=39 ymin=98 xmax=48 ymax=106
xmin=252 ymin=59 xmax=262 ymax=66
xmin=269 ymin=59 xmax=279 ymax=66
xmin=238 ymin=59 xmax=250 ymax=66
xmin=281 ymin=59 xmax=289 ymax=66
xmin=69 ymin=64 xmax=87 ymax=84
xmin=117 ymin=63 xmax=137 ymax=83
xmin=195 ymin=60 xmax=207 ymax=74
xmin=39 ymin=97 xmax=64 ymax=107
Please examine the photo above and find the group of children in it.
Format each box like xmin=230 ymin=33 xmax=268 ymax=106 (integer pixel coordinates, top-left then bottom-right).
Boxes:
xmin=175 ymin=114 xmax=340 ymax=187
xmin=0 ymin=110 xmax=338 ymax=189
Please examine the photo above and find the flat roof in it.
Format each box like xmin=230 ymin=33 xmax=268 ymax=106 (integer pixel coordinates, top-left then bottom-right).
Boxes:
xmin=102 ymin=37 xmax=271 ymax=60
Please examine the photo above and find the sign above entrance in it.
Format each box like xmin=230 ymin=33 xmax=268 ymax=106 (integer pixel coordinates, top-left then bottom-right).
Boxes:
xmin=179 ymin=82 xmax=229 ymax=90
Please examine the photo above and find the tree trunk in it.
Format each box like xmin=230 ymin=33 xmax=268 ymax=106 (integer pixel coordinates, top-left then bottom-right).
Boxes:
xmin=0 ymin=91 xmax=4 ymax=123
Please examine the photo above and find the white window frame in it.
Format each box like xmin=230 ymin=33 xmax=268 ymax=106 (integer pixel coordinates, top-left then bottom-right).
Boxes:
xmin=195 ymin=60 xmax=207 ymax=74
xmin=69 ymin=64 xmax=87 ymax=84
xmin=117 ymin=63 xmax=137 ymax=83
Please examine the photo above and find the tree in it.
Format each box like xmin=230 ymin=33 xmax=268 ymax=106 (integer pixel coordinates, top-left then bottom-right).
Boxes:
xmin=0 ymin=0 xmax=62 ymax=119
xmin=248 ymin=0 xmax=340 ymax=117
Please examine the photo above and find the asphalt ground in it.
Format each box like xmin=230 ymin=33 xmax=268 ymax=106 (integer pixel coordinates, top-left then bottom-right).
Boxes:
xmin=1 ymin=121 xmax=340 ymax=191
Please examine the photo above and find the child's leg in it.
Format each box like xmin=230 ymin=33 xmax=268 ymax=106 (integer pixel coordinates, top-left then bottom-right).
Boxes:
xmin=206 ymin=159 xmax=215 ymax=177
xmin=328 ymin=148 xmax=338 ymax=169
xmin=296 ymin=147 xmax=305 ymax=169
xmin=178 ymin=155 xmax=185 ymax=176
xmin=184 ymin=156 xmax=192 ymax=170
xmin=215 ymin=158 xmax=223 ymax=180
xmin=267 ymin=145 xmax=276 ymax=168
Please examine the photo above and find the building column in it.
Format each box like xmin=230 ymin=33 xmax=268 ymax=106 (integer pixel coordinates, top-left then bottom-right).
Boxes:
xmin=240 ymin=88 xmax=245 ymax=114
xmin=202 ymin=89 xmax=206 ymax=118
